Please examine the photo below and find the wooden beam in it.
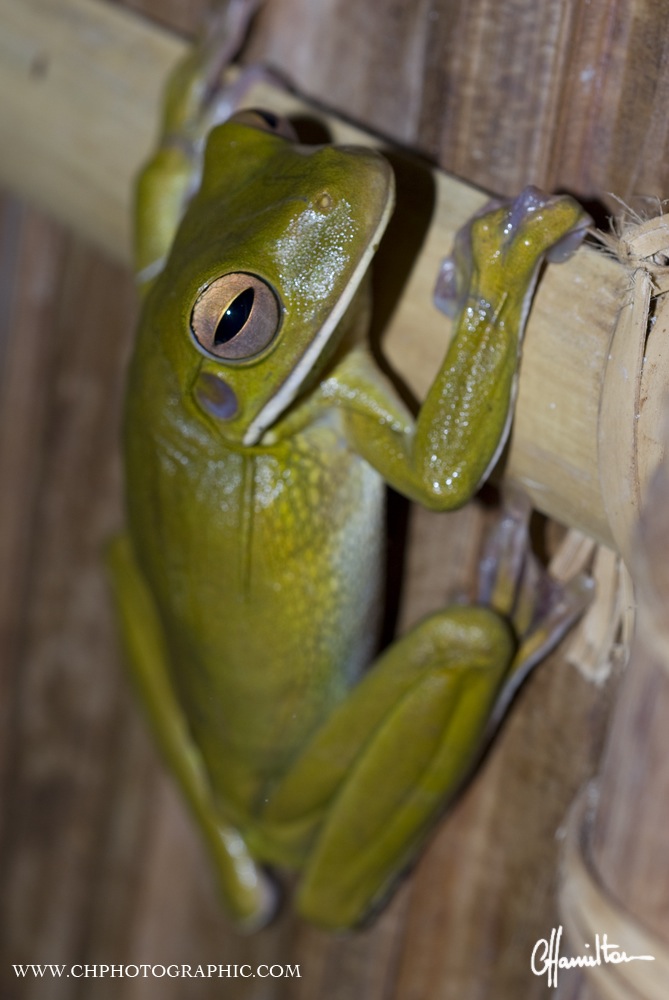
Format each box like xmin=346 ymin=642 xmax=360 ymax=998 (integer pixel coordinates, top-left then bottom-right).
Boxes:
xmin=0 ymin=0 xmax=642 ymax=549
xmin=0 ymin=0 xmax=184 ymax=260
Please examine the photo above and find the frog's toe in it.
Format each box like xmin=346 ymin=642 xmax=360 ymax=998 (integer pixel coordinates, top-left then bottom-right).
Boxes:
xmin=233 ymin=871 xmax=281 ymax=932
xmin=477 ymin=489 xmax=594 ymax=712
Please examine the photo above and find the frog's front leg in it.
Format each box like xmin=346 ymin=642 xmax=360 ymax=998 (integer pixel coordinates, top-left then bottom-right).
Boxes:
xmin=326 ymin=189 xmax=591 ymax=509
xmin=107 ymin=535 xmax=274 ymax=929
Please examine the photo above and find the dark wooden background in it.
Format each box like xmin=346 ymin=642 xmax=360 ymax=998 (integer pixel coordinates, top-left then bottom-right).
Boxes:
xmin=2 ymin=1 xmax=668 ymax=997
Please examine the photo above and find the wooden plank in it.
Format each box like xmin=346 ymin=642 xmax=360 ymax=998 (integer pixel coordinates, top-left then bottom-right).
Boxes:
xmin=0 ymin=0 xmax=182 ymax=260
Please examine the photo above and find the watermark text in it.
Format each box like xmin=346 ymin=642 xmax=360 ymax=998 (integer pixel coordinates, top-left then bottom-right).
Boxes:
xmin=13 ymin=964 xmax=301 ymax=980
xmin=531 ymin=925 xmax=654 ymax=988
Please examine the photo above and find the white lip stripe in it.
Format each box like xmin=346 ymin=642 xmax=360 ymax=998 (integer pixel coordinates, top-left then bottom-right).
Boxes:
xmin=242 ymin=186 xmax=395 ymax=446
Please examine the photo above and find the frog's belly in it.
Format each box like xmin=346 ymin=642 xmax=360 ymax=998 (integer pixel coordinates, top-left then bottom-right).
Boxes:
xmin=135 ymin=425 xmax=386 ymax=812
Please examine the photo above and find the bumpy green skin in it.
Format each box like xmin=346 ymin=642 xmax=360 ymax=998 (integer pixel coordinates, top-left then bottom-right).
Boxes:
xmin=109 ymin=45 xmax=589 ymax=930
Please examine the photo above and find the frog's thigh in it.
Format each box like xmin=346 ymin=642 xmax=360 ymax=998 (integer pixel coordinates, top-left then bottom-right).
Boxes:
xmin=297 ymin=606 xmax=514 ymax=929
xmin=107 ymin=533 xmax=273 ymax=929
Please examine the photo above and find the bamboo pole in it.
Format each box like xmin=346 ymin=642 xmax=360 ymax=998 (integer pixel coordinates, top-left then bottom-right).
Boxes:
xmin=557 ymin=426 xmax=669 ymax=1000
xmin=1 ymin=0 xmax=655 ymax=551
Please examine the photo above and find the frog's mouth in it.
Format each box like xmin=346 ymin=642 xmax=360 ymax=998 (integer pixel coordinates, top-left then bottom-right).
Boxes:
xmin=241 ymin=177 xmax=395 ymax=448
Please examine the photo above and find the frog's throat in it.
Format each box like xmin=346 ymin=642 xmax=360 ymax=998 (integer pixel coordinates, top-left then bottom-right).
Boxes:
xmin=242 ymin=190 xmax=395 ymax=447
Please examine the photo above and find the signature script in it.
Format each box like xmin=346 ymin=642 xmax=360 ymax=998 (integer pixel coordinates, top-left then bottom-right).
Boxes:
xmin=531 ymin=925 xmax=655 ymax=988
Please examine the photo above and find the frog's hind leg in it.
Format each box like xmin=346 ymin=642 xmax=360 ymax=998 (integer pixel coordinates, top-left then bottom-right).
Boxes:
xmin=262 ymin=603 xmax=515 ymax=929
xmin=265 ymin=495 xmax=592 ymax=930
xmin=107 ymin=534 xmax=274 ymax=930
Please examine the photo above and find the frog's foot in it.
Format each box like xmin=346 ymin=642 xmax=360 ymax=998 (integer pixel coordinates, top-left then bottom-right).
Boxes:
xmin=163 ymin=0 xmax=285 ymax=145
xmin=434 ymin=187 xmax=591 ymax=320
xmin=477 ymin=490 xmax=594 ymax=730
xmin=196 ymin=0 xmax=290 ymax=131
xmin=135 ymin=0 xmax=292 ymax=287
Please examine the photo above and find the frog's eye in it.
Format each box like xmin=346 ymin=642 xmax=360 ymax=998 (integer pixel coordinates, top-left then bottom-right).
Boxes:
xmin=190 ymin=273 xmax=281 ymax=360
xmin=227 ymin=108 xmax=298 ymax=141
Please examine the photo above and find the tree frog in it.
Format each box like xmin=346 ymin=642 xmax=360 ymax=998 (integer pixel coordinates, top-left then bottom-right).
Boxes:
xmin=108 ymin=1 xmax=591 ymax=930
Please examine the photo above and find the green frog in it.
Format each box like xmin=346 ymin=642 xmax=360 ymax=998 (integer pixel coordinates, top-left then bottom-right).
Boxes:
xmin=108 ymin=0 xmax=591 ymax=930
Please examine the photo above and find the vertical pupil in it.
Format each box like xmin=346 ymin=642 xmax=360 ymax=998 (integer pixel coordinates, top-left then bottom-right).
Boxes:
xmin=214 ymin=287 xmax=255 ymax=345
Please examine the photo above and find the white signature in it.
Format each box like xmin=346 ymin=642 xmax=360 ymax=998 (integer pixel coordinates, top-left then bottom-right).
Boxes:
xmin=531 ymin=925 xmax=655 ymax=988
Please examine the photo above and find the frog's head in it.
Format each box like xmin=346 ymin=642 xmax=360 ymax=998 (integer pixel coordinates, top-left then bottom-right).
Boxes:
xmin=157 ymin=112 xmax=395 ymax=447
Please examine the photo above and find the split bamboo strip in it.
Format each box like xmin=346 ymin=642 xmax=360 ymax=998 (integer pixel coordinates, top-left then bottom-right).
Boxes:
xmin=558 ymin=444 xmax=669 ymax=998
xmin=559 ymin=788 xmax=669 ymax=1000
xmin=1 ymin=0 xmax=654 ymax=550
